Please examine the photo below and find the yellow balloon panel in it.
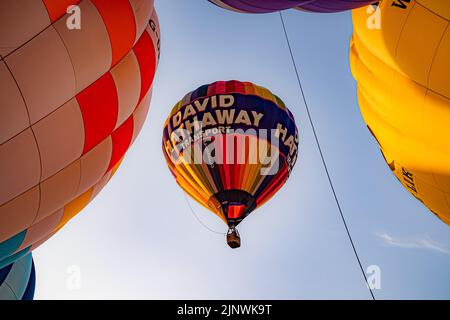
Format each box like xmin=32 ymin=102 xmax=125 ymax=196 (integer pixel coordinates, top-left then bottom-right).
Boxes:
xmin=416 ymin=0 xmax=450 ymax=20
xmin=351 ymin=1 xmax=450 ymax=226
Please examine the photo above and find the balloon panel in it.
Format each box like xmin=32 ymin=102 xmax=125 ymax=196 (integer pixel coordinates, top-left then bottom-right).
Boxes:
xmin=208 ymin=0 xmax=375 ymax=13
xmin=0 ymin=253 xmax=35 ymax=300
xmin=351 ymin=1 xmax=450 ymax=225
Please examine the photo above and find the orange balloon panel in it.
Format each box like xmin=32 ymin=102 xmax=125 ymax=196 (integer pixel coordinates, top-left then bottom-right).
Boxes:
xmin=0 ymin=1 xmax=160 ymax=268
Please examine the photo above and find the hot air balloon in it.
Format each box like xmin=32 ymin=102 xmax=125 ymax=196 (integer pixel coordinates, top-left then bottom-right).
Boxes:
xmin=162 ymin=81 xmax=299 ymax=248
xmin=350 ymin=1 xmax=450 ymax=226
xmin=208 ymin=0 xmax=376 ymax=13
xmin=0 ymin=0 xmax=161 ymax=270
xmin=0 ymin=253 xmax=35 ymax=300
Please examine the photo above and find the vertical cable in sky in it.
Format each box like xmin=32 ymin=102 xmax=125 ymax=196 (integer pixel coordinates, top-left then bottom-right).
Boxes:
xmin=279 ymin=12 xmax=375 ymax=300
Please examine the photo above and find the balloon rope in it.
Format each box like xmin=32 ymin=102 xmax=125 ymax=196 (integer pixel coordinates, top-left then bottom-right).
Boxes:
xmin=279 ymin=12 xmax=375 ymax=300
xmin=182 ymin=192 xmax=226 ymax=235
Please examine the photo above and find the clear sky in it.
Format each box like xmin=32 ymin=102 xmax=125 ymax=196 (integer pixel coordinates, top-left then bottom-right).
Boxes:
xmin=34 ymin=1 xmax=450 ymax=299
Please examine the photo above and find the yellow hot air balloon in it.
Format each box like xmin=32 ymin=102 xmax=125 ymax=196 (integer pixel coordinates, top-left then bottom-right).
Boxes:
xmin=350 ymin=1 xmax=450 ymax=225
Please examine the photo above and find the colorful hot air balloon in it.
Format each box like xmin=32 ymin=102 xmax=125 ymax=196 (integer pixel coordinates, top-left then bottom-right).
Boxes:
xmin=0 ymin=253 xmax=35 ymax=300
xmin=0 ymin=0 xmax=161 ymax=269
xmin=350 ymin=1 xmax=450 ymax=226
xmin=208 ymin=0 xmax=376 ymax=13
xmin=163 ymin=81 xmax=299 ymax=248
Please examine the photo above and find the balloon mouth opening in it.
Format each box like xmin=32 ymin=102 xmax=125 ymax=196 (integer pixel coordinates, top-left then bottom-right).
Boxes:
xmin=210 ymin=189 xmax=256 ymax=226
xmin=227 ymin=226 xmax=241 ymax=249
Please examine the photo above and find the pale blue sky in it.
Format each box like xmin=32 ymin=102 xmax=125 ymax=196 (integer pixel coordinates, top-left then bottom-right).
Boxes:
xmin=34 ymin=1 xmax=450 ymax=299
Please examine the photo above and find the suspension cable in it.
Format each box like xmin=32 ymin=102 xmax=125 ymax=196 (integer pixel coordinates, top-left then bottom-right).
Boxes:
xmin=279 ymin=12 xmax=375 ymax=300
xmin=182 ymin=192 xmax=226 ymax=235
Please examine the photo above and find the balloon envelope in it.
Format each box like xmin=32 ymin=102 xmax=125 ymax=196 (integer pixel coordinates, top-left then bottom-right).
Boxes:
xmin=162 ymin=81 xmax=299 ymax=231
xmin=351 ymin=1 xmax=450 ymax=225
xmin=0 ymin=0 xmax=160 ymax=268
xmin=0 ymin=253 xmax=35 ymax=300
xmin=208 ymin=0 xmax=376 ymax=13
